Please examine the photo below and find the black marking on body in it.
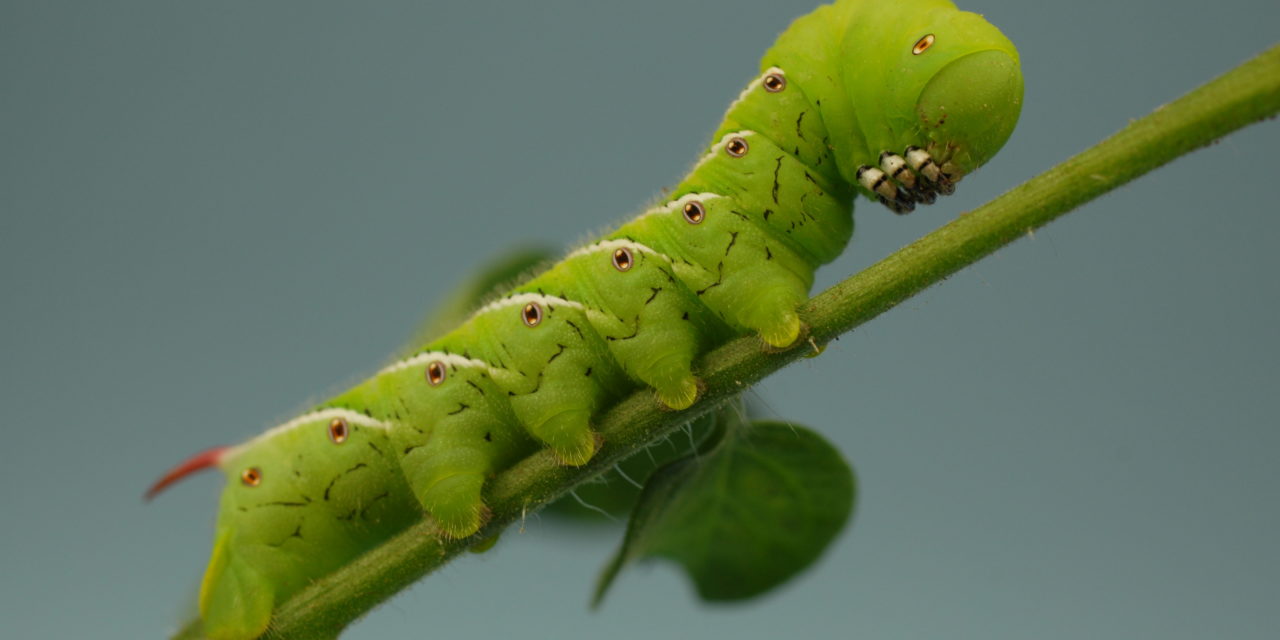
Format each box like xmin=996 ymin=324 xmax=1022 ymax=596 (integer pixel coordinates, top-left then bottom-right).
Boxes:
xmin=658 ymin=265 xmax=678 ymax=284
xmin=403 ymin=444 xmax=420 ymax=456
xmin=605 ymin=318 xmax=641 ymax=341
xmin=255 ymin=497 xmax=312 ymax=509
xmin=323 ymin=462 xmax=369 ymax=501
xmin=547 ymin=343 xmax=567 ymax=364
xmin=795 ymin=112 xmax=806 ymax=140
xmin=367 ymin=441 xmax=383 ymax=456
xmin=772 ymin=157 xmax=783 ymax=205
xmin=266 ymin=523 xmax=304 ymax=548
xmin=484 ymin=432 xmax=493 ymax=442
xmin=765 ymin=245 xmax=774 ymax=260
xmin=466 ymin=379 xmax=485 ymax=395
xmin=447 ymin=403 xmax=470 ymax=416
xmin=728 ymin=208 xmax=750 ymax=222
xmin=681 ymin=311 xmax=690 ymax=320
xmin=725 ymin=231 xmax=739 ymax=257
xmin=360 ymin=492 xmax=390 ymax=521
xmin=798 ymin=199 xmax=816 ymax=222
xmin=584 ymin=366 xmax=593 ymax=377
xmin=510 ymin=370 xmax=545 ymax=395
xmin=803 ymin=171 xmax=824 ymax=196
xmin=762 ymin=208 xmax=773 ymax=221
xmin=565 ymin=319 xmax=584 ymax=339
xmin=696 ymin=263 xmax=725 ymax=296
xmin=644 ymin=287 xmax=661 ymax=305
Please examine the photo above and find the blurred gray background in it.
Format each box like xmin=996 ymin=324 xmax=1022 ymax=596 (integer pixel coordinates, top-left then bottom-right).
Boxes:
xmin=2 ymin=0 xmax=1277 ymax=638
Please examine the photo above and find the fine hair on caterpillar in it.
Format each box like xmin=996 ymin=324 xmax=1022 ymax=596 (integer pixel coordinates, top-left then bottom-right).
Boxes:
xmin=148 ymin=1 xmax=1022 ymax=638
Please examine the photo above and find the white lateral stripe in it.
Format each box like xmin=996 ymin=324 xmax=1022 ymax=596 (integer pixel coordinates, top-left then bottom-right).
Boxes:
xmin=641 ymin=192 xmax=725 ymax=218
xmin=224 ymin=408 xmax=392 ymax=461
xmin=378 ymin=351 xmax=492 ymax=376
xmin=689 ymin=130 xmax=756 ymax=173
xmin=566 ymin=238 xmax=665 ymax=261
xmin=475 ymin=291 xmax=584 ymax=316
xmin=725 ymin=67 xmax=784 ymax=111
xmin=726 ymin=75 xmax=764 ymax=110
xmin=262 ymin=408 xmax=390 ymax=438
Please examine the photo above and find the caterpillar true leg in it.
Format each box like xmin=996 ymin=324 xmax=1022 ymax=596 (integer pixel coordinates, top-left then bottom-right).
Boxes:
xmin=905 ymin=145 xmax=956 ymax=196
xmin=856 ymin=165 xmax=916 ymax=214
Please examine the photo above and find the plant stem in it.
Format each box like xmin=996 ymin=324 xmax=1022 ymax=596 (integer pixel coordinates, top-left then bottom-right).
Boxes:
xmin=172 ymin=44 xmax=1280 ymax=640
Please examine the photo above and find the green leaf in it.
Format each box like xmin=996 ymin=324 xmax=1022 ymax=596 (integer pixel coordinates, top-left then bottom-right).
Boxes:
xmin=593 ymin=416 xmax=856 ymax=606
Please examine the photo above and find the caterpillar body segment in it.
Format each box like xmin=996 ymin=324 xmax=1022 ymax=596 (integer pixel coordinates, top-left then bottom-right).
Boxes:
xmin=513 ymin=241 xmax=730 ymax=411
xmin=151 ymin=2 xmax=1022 ymax=637
xmin=428 ymin=296 xmax=630 ymax=466
xmin=611 ymin=193 xmax=816 ymax=350
xmin=195 ymin=411 xmax=420 ymax=640
xmin=362 ymin=354 xmax=534 ymax=538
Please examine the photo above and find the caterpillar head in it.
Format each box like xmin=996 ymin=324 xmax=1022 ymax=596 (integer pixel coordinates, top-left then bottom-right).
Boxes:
xmin=896 ymin=7 xmax=1024 ymax=178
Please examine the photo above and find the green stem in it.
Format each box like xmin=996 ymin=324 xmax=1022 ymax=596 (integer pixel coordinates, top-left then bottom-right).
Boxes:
xmin=173 ymin=44 xmax=1280 ymax=640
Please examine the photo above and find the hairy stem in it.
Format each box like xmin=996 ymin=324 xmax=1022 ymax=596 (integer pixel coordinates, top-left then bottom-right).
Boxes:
xmin=171 ymin=44 xmax=1279 ymax=640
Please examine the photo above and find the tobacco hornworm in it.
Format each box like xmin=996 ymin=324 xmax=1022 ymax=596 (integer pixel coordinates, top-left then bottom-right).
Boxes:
xmin=148 ymin=1 xmax=1022 ymax=637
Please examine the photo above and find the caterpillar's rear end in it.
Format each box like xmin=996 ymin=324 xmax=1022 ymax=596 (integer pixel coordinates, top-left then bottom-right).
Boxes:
xmin=151 ymin=2 xmax=1021 ymax=638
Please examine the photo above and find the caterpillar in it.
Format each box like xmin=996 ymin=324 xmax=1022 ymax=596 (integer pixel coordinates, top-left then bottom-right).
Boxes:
xmin=149 ymin=0 xmax=1022 ymax=638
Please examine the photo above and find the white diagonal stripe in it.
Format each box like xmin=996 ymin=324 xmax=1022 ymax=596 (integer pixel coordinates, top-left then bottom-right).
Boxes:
xmin=565 ymin=238 xmax=667 ymax=262
xmin=379 ymin=350 xmax=493 ymax=376
xmin=640 ymin=192 xmax=725 ymax=218
xmin=223 ymin=407 xmax=392 ymax=461
xmin=725 ymin=66 xmax=785 ymax=111
xmin=474 ymin=292 xmax=585 ymax=316
xmin=689 ymin=129 xmax=756 ymax=173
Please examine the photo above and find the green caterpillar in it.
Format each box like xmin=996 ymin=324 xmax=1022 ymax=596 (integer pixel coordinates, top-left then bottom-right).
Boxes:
xmin=149 ymin=1 xmax=1022 ymax=637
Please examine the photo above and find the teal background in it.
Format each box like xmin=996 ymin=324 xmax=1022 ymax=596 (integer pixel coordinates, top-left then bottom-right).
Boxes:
xmin=2 ymin=0 xmax=1277 ymax=638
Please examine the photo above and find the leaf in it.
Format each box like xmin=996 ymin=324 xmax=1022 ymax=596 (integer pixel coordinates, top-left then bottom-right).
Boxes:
xmin=593 ymin=416 xmax=856 ymax=606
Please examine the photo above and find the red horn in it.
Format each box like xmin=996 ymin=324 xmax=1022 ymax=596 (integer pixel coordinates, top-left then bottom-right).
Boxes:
xmin=145 ymin=446 xmax=229 ymax=501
